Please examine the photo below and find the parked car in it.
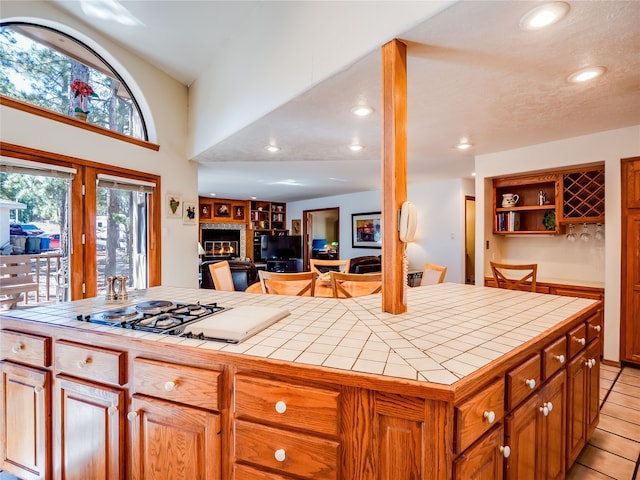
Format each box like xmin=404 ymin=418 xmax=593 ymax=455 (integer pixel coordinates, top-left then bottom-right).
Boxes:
xmin=10 ymin=222 xmax=44 ymax=236
xmin=46 ymin=233 xmax=60 ymax=249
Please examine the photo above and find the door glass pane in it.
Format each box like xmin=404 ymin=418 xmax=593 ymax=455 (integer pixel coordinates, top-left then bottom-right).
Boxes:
xmin=0 ymin=169 xmax=71 ymax=303
xmin=96 ymin=186 xmax=148 ymax=296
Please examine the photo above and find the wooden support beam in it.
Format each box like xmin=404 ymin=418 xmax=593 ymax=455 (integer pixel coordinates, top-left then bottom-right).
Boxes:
xmin=381 ymin=39 xmax=407 ymax=314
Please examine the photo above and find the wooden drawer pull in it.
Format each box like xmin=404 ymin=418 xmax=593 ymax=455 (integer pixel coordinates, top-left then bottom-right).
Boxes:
xmin=127 ymin=411 xmax=138 ymax=421
xmin=483 ymin=410 xmax=496 ymax=424
xmin=108 ymin=405 xmax=118 ymax=416
xmin=573 ymin=337 xmax=586 ymax=346
xmin=525 ymin=378 xmax=536 ymax=389
xmin=555 ymin=354 xmax=565 ymax=364
xmin=274 ymin=449 xmax=286 ymax=462
xmin=164 ymin=381 xmax=176 ymax=392
xmin=11 ymin=344 xmax=22 ymax=354
xmin=275 ymin=400 xmax=287 ymax=414
xmin=500 ymin=446 xmax=511 ymax=458
xmin=590 ymin=325 xmax=602 ymax=332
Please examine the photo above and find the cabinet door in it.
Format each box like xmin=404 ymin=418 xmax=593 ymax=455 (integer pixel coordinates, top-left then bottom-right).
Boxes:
xmin=565 ymin=352 xmax=587 ymax=467
xmin=454 ymin=424 xmax=505 ymax=480
xmin=585 ymin=340 xmax=601 ymax=439
xmin=129 ymin=394 xmax=221 ymax=480
xmin=540 ymin=371 xmax=566 ymax=480
xmin=54 ymin=375 xmax=124 ymax=480
xmin=505 ymin=394 xmax=539 ymax=480
xmin=0 ymin=361 xmax=50 ymax=480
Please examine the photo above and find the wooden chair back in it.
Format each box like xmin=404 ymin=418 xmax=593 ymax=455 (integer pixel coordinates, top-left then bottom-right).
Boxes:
xmin=309 ymin=259 xmax=350 ymax=276
xmin=490 ymin=262 xmax=537 ymax=292
xmin=208 ymin=261 xmax=235 ymax=291
xmin=0 ymin=255 xmax=38 ymax=308
xmin=330 ymin=271 xmax=382 ymax=298
xmin=420 ymin=263 xmax=447 ymax=286
xmin=258 ymin=271 xmax=316 ymax=296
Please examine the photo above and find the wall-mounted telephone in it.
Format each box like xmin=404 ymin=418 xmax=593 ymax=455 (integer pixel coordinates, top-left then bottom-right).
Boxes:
xmin=399 ymin=201 xmax=418 ymax=242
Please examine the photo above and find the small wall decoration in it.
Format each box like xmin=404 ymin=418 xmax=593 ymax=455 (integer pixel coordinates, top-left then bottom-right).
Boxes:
xmin=183 ymin=201 xmax=197 ymax=225
xmin=199 ymin=203 xmax=211 ymax=220
xmin=352 ymin=212 xmax=382 ymax=248
xmin=215 ymin=202 xmax=231 ymax=217
xmin=291 ymin=219 xmax=301 ymax=235
xmin=233 ymin=205 xmax=245 ymax=220
xmin=166 ymin=194 xmax=182 ymax=218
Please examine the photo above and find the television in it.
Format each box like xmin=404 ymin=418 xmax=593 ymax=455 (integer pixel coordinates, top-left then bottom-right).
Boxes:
xmin=261 ymin=235 xmax=302 ymax=259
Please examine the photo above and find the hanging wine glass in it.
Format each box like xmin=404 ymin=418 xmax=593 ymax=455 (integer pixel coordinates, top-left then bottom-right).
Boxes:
xmin=566 ymin=224 xmax=577 ymax=242
xmin=594 ymin=223 xmax=604 ymax=241
xmin=580 ymin=223 xmax=591 ymax=242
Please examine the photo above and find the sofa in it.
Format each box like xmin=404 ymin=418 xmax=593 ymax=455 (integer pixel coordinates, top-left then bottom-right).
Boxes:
xmin=200 ymin=260 xmax=258 ymax=291
xmin=348 ymin=255 xmax=381 ymax=274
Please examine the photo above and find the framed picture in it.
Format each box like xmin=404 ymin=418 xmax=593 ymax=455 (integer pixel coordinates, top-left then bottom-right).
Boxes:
xmin=214 ymin=202 xmax=231 ymax=217
xmin=183 ymin=201 xmax=197 ymax=225
xmin=199 ymin=202 xmax=211 ymax=220
xmin=166 ymin=194 xmax=182 ymax=218
xmin=233 ymin=205 xmax=245 ymax=220
xmin=291 ymin=219 xmax=301 ymax=235
xmin=352 ymin=212 xmax=382 ymax=248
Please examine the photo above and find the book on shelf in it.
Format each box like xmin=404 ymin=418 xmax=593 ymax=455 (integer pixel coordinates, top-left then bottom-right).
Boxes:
xmin=495 ymin=212 xmax=520 ymax=232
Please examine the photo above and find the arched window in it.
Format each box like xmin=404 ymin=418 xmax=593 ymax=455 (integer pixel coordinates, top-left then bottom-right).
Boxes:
xmin=0 ymin=22 xmax=148 ymax=140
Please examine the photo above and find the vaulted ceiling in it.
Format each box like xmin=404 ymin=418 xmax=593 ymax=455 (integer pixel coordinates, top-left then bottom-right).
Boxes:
xmin=50 ymin=0 xmax=640 ymax=202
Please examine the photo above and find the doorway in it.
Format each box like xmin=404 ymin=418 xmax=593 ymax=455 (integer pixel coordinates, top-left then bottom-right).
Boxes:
xmin=465 ymin=196 xmax=476 ymax=285
xmin=302 ymin=207 xmax=340 ymax=271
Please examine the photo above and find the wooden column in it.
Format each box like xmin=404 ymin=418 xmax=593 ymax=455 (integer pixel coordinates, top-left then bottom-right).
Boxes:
xmin=381 ymin=39 xmax=408 ymax=314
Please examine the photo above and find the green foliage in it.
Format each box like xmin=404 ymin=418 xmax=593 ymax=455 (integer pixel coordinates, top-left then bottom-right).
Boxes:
xmin=0 ymin=172 xmax=68 ymax=223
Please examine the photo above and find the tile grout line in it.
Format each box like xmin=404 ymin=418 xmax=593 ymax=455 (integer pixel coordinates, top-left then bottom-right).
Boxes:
xmin=600 ymin=366 xmax=623 ymax=409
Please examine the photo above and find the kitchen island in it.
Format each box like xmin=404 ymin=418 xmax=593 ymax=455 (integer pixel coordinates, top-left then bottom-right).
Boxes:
xmin=0 ymin=283 xmax=602 ymax=480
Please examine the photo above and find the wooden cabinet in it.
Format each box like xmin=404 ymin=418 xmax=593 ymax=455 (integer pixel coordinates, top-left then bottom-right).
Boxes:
xmin=0 ymin=361 xmax=51 ymax=480
xmin=54 ymin=375 xmax=124 ymax=480
xmin=493 ymin=173 xmax=560 ymax=234
xmin=454 ymin=424 xmax=506 ymax=480
xmin=492 ymin=165 xmax=605 ymax=235
xmin=505 ymin=370 xmax=565 ymax=480
xmin=53 ymin=340 xmax=126 ymax=479
xmin=128 ymin=358 xmax=222 ymax=480
xmin=621 ymin=156 xmax=640 ymax=364
xmin=455 ymin=378 xmax=505 ymax=453
xmin=0 ymin=329 xmax=52 ymax=480
xmin=249 ymin=200 xmax=287 ymax=261
xmin=199 ymin=197 xmax=248 ymax=224
xmin=234 ymin=374 xmax=339 ymax=479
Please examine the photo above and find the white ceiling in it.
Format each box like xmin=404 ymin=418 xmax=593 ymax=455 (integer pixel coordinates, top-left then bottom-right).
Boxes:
xmin=50 ymin=0 xmax=640 ymax=202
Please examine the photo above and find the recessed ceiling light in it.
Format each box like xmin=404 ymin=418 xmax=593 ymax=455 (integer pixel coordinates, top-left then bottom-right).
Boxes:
xmin=457 ymin=141 xmax=472 ymax=150
xmin=264 ymin=145 xmax=280 ymax=153
xmin=209 ymin=193 xmax=216 ymax=196
xmin=349 ymin=144 xmax=364 ymax=152
xmin=472 ymin=172 xmax=477 ymax=177
xmin=567 ymin=66 xmax=607 ymax=83
xmin=520 ymin=2 xmax=569 ymax=30
xmin=350 ymin=105 xmax=374 ymax=117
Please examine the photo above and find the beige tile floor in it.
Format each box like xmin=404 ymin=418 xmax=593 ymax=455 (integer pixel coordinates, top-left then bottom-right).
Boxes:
xmin=567 ymin=363 xmax=640 ymax=480
xmin=1 ymin=363 xmax=639 ymax=480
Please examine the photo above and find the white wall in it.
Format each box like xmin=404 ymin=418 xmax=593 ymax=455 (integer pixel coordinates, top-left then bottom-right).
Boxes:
xmin=475 ymin=126 xmax=640 ymax=363
xmin=188 ymin=1 xmax=454 ymax=158
xmin=287 ymin=177 xmax=473 ymax=283
xmin=1 ymin=2 xmax=199 ymax=288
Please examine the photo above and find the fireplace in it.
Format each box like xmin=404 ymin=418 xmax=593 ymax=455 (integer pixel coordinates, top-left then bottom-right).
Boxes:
xmin=200 ymin=224 xmax=246 ymax=260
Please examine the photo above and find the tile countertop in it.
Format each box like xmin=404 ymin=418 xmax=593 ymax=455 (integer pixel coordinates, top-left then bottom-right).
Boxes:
xmin=0 ymin=283 xmax=597 ymax=386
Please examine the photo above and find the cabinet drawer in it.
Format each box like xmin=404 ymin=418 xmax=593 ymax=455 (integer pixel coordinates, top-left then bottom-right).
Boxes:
xmin=235 ymin=375 xmax=339 ymax=436
xmin=542 ymin=336 xmax=567 ymax=380
xmin=133 ymin=357 xmax=220 ymax=410
xmin=235 ymin=419 xmax=338 ymax=480
xmin=1 ymin=330 xmax=50 ymax=367
xmin=506 ymin=354 xmax=540 ymax=410
xmin=455 ymin=378 xmax=504 ymax=454
xmin=567 ymin=323 xmax=587 ymax=359
xmin=234 ymin=463 xmax=293 ymax=480
xmin=587 ymin=313 xmax=603 ymax=344
xmin=55 ymin=340 xmax=126 ymax=385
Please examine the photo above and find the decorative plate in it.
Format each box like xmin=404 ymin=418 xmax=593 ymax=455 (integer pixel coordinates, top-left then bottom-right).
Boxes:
xmin=543 ymin=211 xmax=556 ymax=230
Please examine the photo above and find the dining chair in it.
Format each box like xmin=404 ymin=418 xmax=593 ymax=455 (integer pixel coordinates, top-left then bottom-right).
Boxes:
xmin=490 ymin=262 xmax=537 ymax=292
xmin=329 ymin=271 xmax=382 ymax=298
xmin=208 ymin=260 xmax=235 ymax=291
xmin=258 ymin=271 xmax=316 ymax=296
xmin=309 ymin=258 xmax=351 ymax=277
xmin=420 ymin=263 xmax=448 ymax=286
